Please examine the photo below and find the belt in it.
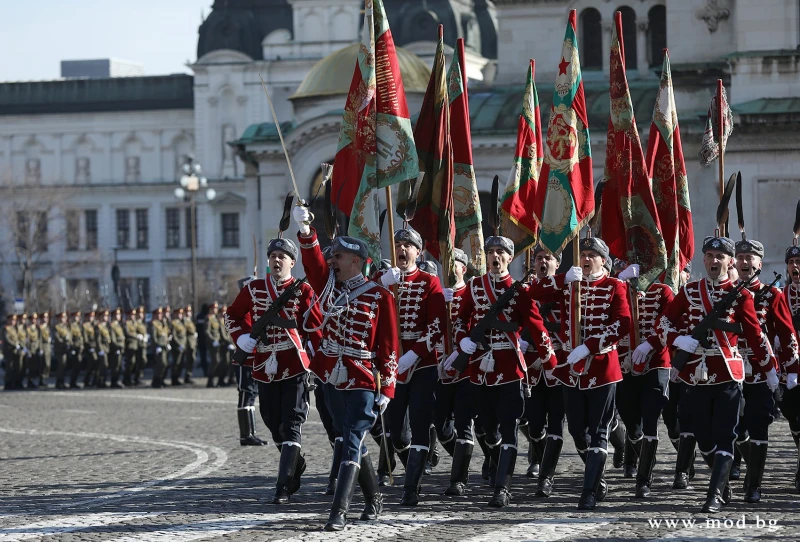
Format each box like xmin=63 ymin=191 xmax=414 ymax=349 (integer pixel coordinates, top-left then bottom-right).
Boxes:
xmin=400 ymin=331 xmax=422 ymax=341
xmin=478 ymin=341 xmax=516 ymax=351
xmin=256 ymin=340 xmax=294 ymax=353
xmin=563 ymin=344 xmax=617 ymax=355
xmin=321 ymin=338 xmax=376 ymax=360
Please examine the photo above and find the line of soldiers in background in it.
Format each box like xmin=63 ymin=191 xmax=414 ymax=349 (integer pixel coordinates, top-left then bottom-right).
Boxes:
xmin=1 ymin=301 xmax=239 ymax=391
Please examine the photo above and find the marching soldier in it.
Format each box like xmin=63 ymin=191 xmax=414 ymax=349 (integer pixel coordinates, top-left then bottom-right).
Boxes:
xmin=219 ymin=305 xmax=234 ymax=386
xmin=26 ymin=313 xmax=41 ymax=389
xmin=17 ymin=314 xmax=29 ymax=390
xmin=53 ymin=311 xmax=71 ymax=389
xmin=781 ymin=241 xmax=800 ymax=492
xmin=183 ymin=305 xmax=198 ymax=384
xmin=135 ymin=306 xmax=148 ymax=386
xmin=446 ymin=235 xmax=557 ymax=508
xmin=150 ymin=307 xmax=170 ymax=388
xmin=170 ymin=307 xmax=187 ymax=386
xmin=377 ymin=227 xmax=446 ymax=506
xmin=295 ymin=209 xmax=398 ymax=532
xmin=226 ymin=238 xmax=324 ymax=500
xmin=205 ymin=302 xmax=223 ymax=387
xmin=3 ymin=314 xmax=22 ymax=390
xmin=82 ymin=310 xmax=98 ymax=387
xmin=39 ymin=312 xmax=52 ymax=388
xmin=123 ymin=308 xmax=140 ymax=386
xmin=651 ymin=235 xmax=774 ymax=512
xmin=108 ymin=308 xmax=126 ymax=388
xmin=68 ymin=310 xmax=84 ymax=389
xmin=530 ymin=237 xmax=631 ymax=510
xmin=95 ymin=310 xmax=112 ymax=388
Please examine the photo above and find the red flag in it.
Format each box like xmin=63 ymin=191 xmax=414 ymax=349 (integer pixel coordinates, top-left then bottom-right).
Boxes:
xmin=600 ymin=11 xmax=666 ymax=290
xmin=646 ymin=49 xmax=694 ymax=291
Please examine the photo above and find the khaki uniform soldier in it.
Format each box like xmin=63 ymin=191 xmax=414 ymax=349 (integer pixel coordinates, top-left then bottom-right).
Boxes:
xmin=95 ymin=310 xmax=112 ymax=388
xmin=219 ymin=304 xmax=234 ymax=386
xmin=170 ymin=307 xmax=187 ymax=386
xmin=16 ymin=316 xmax=29 ymax=389
xmin=205 ymin=302 xmax=223 ymax=388
xmin=150 ymin=307 xmax=170 ymax=388
xmin=82 ymin=310 xmax=98 ymax=387
xmin=26 ymin=313 xmax=41 ymax=389
xmin=3 ymin=314 xmax=22 ymax=390
xmin=54 ymin=311 xmax=72 ymax=389
xmin=123 ymin=308 xmax=140 ymax=386
xmin=109 ymin=308 xmax=126 ymax=388
xmin=68 ymin=311 xmax=84 ymax=389
xmin=183 ymin=305 xmax=198 ymax=384
xmin=136 ymin=307 xmax=148 ymax=385
xmin=39 ymin=312 xmax=52 ymax=388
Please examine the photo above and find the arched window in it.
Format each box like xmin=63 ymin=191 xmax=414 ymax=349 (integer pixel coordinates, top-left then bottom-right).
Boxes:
xmin=648 ymin=5 xmax=667 ymax=67
xmin=580 ymin=8 xmax=603 ymax=70
xmin=618 ymin=6 xmax=638 ymax=70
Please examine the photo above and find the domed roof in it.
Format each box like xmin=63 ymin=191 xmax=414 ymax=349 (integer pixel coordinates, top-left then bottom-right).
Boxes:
xmin=197 ymin=0 xmax=292 ymax=61
xmin=290 ymin=43 xmax=431 ymax=101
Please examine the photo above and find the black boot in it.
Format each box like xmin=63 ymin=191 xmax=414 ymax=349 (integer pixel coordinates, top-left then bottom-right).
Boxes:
xmin=425 ymin=426 xmax=439 ymax=475
xmin=488 ymin=445 xmax=517 ymax=508
xmin=743 ymin=442 xmax=767 ymax=503
xmin=518 ymin=423 xmax=534 ymax=476
xmin=440 ymin=435 xmax=456 ymax=458
xmin=238 ymin=408 xmax=267 ymax=446
xmin=672 ymin=435 xmax=696 ymax=489
xmin=475 ymin=431 xmax=492 ymax=481
xmin=324 ymin=462 xmax=359 ymax=531
xmin=536 ymin=437 xmax=563 ymax=497
xmin=400 ymin=448 xmax=426 ymax=506
xmin=670 ymin=438 xmax=680 ymax=454
xmin=358 ymin=454 xmax=383 ymax=520
xmin=624 ymin=437 xmax=641 ymax=478
xmin=445 ymin=441 xmax=473 ymax=496
xmin=271 ymin=444 xmax=300 ymax=504
xmin=794 ymin=433 xmax=800 ymax=493
xmin=577 ymin=449 xmax=607 ymax=510
xmin=290 ymin=454 xmax=306 ymax=495
xmin=701 ymin=453 xmax=734 ymax=513
xmin=730 ymin=446 xmax=742 ymax=480
xmin=527 ymin=430 xmax=545 ymax=478
xmin=487 ymin=444 xmax=500 ymax=488
xmin=326 ymin=439 xmax=343 ymax=495
xmin=609 ymin=421 xmax=626 ymax=469
xmin=376 ymin=435 xmax=396 ymax=487
xmin=397 ymin=446 xmax=410 ymax=469
xmin=635 ymin=438 xmax=658 ymax=499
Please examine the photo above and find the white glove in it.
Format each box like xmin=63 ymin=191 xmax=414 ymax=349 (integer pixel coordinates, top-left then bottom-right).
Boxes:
xmin=227 ymin=344 xmax=236 ymax=351
xmin=565 ymin=266 xmax=583 ymax=284
xmin=673 ymin=335 xmax=699 ymax=354
xmin=213 ymin=340 xmax=220 ymax=348
xmin=397 ymin=351 xmax=419 ymax=374
xmin=137 ymin=334 xmax=144 ymax=341
xmin=375 ymin=393 xmax=391 ymax=414
xmin=381 ymin=268 xmax=401 ymax=288
xmin=459 ymin=337 xmax=477 ymax=355
xmin=567 ymin=344 xmax=590 ymax=365
xmin=99 ymin=350 xmax=105 ymax=357
xmin=236 ymin=335 xmax=257 ymax=353
xmin=774 ymin=335 xmax=781 ymax=351
xmin=519 ymin=339 xmax=529 ymax=352
xmin=618 ymin=263 xmax=640 ymax=282
xmin=194 ymin=333 xmax=199 ymax=339
xmin=306 ymin=340 xmax=315 ymax=358
xmin=787 ymin=373 xmax=798 ymax=390
xmin=443 ymin=351 xmax=459 ymax=372
xmin=632 ymin=341 xmax=654 ymax=366
xmin=293 ymin=205 xmax=311 ymax=235
xmin=765 ymin=368 xmax=779 ymax=392
xmin=443 ymin=288 xmax=454 ymax=303
xmin=155 ymin=347 xmax=162 ymax=354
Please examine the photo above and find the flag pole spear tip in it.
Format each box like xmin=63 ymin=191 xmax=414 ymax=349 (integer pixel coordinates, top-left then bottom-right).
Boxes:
xmin=438 ymin=24 xmax=443 ymax=39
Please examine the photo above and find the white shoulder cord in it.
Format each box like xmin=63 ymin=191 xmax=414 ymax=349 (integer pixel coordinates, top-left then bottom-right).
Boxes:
xmin=303 ymin=269 xmax=349 ymax=333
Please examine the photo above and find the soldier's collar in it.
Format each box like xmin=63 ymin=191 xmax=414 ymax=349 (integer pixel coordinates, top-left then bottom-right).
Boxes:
xmin=488 ymin=270 xmax=510 ymax=280
xmin=708 ymin=276 xmax=732 ymax=287
xmin=453 ymin=280 xmax=466 ymax=290
xmin=399 ymin=264 xmax=418 ymax=276
xmin=342 ymin=274 xmax=366 ymax=290
xmin=271 ymin=275 xmax=294 ymax=288
xmin=586 ymin=271 xmax=605 ymax=282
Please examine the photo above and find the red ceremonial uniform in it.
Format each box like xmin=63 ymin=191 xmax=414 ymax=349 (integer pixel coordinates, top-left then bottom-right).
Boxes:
xmin=619 ymin=282 xmax=674 ymax=374
xmin=440 ymin=282 xmax=467 ymax=384
xmin=530 ymin=274 xmax=631 ymax=389
xmin=225 ymin=276 xmax=323 ymax=383
xmin=654 ymin=278 xmax=772 ymax=386
xmin=523 ymin=279 xmax=564 ymax=387
xmin=782 ymin=282 xmax=800 ymax=383
xmin=453 ymin=272 xmax=556 ymax=386
xmin=297 ymin=228 xmax=400 ymax=398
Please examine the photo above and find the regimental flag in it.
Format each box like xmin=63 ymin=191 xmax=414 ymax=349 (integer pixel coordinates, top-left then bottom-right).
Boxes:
xmin=408 ymin=26 xmax=456 ymax=283
xmin=448 ymin=38 xmax=485 ymax=275
xmin=333 ymin=0 xmax=420 ymax=263
xmin=539 ymin=10 xmax=594 ymax=256
xmin=698 ymin=82 xmax=733 ymax=166
xmin=499 ymin=59 xmax=544 ymax=256
xmin=646 ymin=49 xmax=694 ymax=292
xmin=600 ymin=12 xmax=666 ymax=291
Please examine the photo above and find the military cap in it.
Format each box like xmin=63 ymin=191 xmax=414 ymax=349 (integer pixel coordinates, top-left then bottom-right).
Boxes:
xmin=99 ymin=309 xmax=110 ymax=317
xmin=41 ymin=311 xmax=49 ymax=318
xmin=394 ymin=228 xmax=423 ymax=251
xmin=419 ymin=260 xmax=438 ymax=274
xmin=579 ymin=237 xmax=610 ymax=261
xmin=532 ymin=244 xmax=562 ymax=263
xmin=331 ymin=236 xmax=369 ymax=260
xmin=173 ymin=307 xmax=184 ymax=315
xmin=210 ymin=301 xmax=219 ymax=309
xmin=735 ymin=239 xmax=764 ymax=259
xmin=152 ymin=307 xmax=163 ymax=315
xmin=84 ymin=310 xmax=96 ymax=317
xmin=453 ymin=248 xmax=469 ymax=267
xmin=21 ymin=313 xmax=28 ymax=320
xmin=484 ymin=236 xmax=515 ymax=258
xmin=7 ymin=313 xmax=17 ymax=321
xmin=71 ymin=310 xmax=82 ymax=317
xmin=31 ymin=312 xmax=38 ymax=319
xmin=185 ymin=304 xmax=193 ymax=312
xmin=56 ymin=310 xmax=67 ymax=317
xmin=127 ymin=308 xmax=137 ymax=316
xmin=604 ymin=258 xmax=613 ymax=274
xmin=113 ymin=307 xmax=122 ymax=315
xmin=702 ymin=236 xmax=735 ymax=257
xmin=267 ymin=237 xmax=298 ymax=261
xmin=785 ymin=244 xmax=800 ymax=263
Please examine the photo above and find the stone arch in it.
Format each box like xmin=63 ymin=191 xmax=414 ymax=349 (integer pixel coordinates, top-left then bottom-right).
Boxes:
xmin=648 ymin=5 xmax=666 ymax=68
xmin=580 ymin=7 xmax=603 ymax=70
xmin=617 ymin=6 xmax=638 ymax=70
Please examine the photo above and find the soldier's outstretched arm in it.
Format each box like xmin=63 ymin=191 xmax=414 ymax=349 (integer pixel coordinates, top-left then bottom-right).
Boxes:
xmin=225 ymin=286 xmax=254 ymax=345
xmin=297 ymin=228 xmax=330 ymax=295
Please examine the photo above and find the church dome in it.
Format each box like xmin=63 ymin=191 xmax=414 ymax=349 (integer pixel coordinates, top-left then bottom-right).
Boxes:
xmin=290 ymin=43 xmax=431 ymax=101
xmin=197 ymin=0 xmax=293 ymax=61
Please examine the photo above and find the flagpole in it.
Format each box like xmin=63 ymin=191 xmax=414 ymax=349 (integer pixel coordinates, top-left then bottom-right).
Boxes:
xmin=572 ymin=237 xmax=581 ymax=348
xmin=716 ymin=79 xmax=725 ymax=235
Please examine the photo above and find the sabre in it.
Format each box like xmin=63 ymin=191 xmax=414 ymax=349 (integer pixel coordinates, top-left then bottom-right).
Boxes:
xmin=252 ymin=234 xmax=258 ymax=277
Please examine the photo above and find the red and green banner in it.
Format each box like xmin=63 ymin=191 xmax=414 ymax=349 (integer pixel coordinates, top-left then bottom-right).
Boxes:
xmin=539 ymin=9 xmax=594 ymax=255
xmin=500 ymin=59 xmax=543 ymax=255
xmin=448 ymin=38 xmax=485 ymax=275
xmin=332 ymin=0 xmax=419 ymax=262
xmin=408 ymin=26 xmax=455 ymax=282
xmin=645 ymin=49 xmax=694 ymax=292
xmin=601 ymin=11 xmax=666 ymax=291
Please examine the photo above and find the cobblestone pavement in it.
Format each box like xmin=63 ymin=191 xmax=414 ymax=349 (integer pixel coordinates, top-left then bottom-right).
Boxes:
xmin=1 ymin=378 xmax=799 ymax=541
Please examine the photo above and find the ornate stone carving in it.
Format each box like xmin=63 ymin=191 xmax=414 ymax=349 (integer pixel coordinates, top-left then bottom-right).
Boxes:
xmin=25 ymin=158 xmax=41 ymax=184
xmin=696 ymin=0 xmax=730 ymax=33
xmin=207 ymin=96 xmax=219 ymax=106
xmin=125 ymin=156 xmax=141 ymax=183
xmin=236 ymin=95 xmax=248 ymax=106
xmin=638 ymin=22 xmax=648 ymax=33
xmin=75 ymin=157 xmax=91 ymax=183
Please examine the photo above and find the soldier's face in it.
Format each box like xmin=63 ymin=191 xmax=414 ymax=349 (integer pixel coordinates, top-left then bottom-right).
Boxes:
xmin=395 ymin=242 xmax=419 ymax=271
xmin=454 ymin=262 xmax=466 ymax=283
xmin=269 ymin=251 xmax=295 ymax=279
xmin=534 ymin=252 xmax=558 ymax=279
xmin=703 ymin=250 xmax=731 ymax=280
xmin=487 ymin=248 xmax=511 ymax=274
xmin=60 ymin=315 xmax=67 ymax=323
xmin=115 ymin=312 xmax=122 ymax=321
xmin=788 ymin=256 xmax=800 ymax=283
xmin=735 ymin=253 xmax=762 ymax=280
xmin=580 ymin=250 xmax=604 ymax=275
xmin=330 ymin=251 xmax=362 ymax=281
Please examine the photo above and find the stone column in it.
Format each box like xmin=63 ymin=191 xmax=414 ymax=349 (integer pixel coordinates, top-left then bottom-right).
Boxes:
xmin=637 ymin=21 xmax=650 ymax=79
xmin=602 ymin=21 xmax=613 ymax=76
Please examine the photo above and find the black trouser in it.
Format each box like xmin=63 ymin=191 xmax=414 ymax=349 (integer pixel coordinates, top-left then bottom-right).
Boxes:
xmin=314 ymin=381 xmax=338 ymax=443
xmin=526 ymin=379 xmax=565 ymax=439
xmin=735 ymin=382 xmax=775 ymax=443
xmin=108 ymin=348 xmax=123 ymax=383
xmin=171 ymin=347 xmax=185 ymax=380
xmin=779 ymin=385 xmax=800 ymax=438
xmin=41 ymin=348 xmax=51 ymax=380
xmin=434 ymin=380 xmax=458 ymax=447
xmin=662 ymin=380 xmax=682 ymax=441
xmin=235 ymin=364 xmax=258 ymax=408
xmin=68 ymin=349 xmax=82 ymax=384
xmin=258 ymin=373 xmax=310 ymax=445
xmin=53 ymin=350 xmax=68 ymax=382
xmin=564 ymin=383 xmax=616 ymax=451
xmin=453 ymin=380 xmax=481 ymax=442
xmin=185 ymin=345 xmax=196 ymax=378
xmin=478 ymin=381 xmax=526 ymax=447
xmin=28 ymin=352 xmax=42 ymax=382
xmin=686 ymin=381 xmax=741 ymax=457
xmin=618 ymin=370 xmax=670 ymax=439
xmin=388 ymin=366 xmax=437 ymax=450
xmin=123 ymin=348 xmax=138 ymax=382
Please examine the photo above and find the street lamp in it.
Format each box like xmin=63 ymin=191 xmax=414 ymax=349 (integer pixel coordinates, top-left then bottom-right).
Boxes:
xmin=174 ymin=155 xmax=216 ymax=311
